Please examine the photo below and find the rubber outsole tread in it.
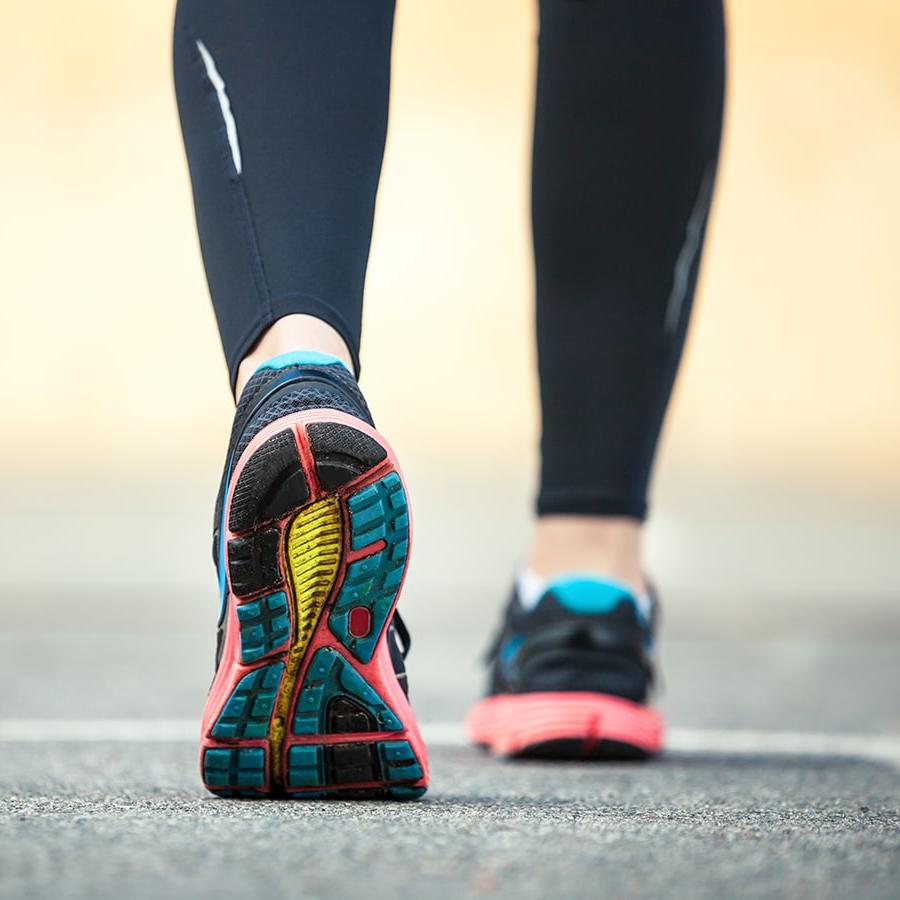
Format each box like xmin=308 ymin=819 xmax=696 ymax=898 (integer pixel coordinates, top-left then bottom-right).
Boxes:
xmin=203 ymin=747 xmax=266 ymax=789
xmin=329 ymin=474 xmax=409 ymax=663
xmin=204 ymin=414 xmax=426 ymax=801
xmin=511 ymin=738 xmax=650 ymax=761
xmin=292 ymin=646 xmax=402 ymax=735
xmin=285 ymin=739 xmax=423 ymax=792
xmin=227 ymin=528 xmax=282 ymax=598
xmin=346 ymin=473 xmax=408 ymax=551
xmin=229 ymin=430 xmax=309 ymax=533
xmin=269 ymin=496 xmax=343 ymax=788
xmin=308 ymin=422 xmax=387 ymax=490
xmin=210 ymin=663 xmax=284 ymax=740
xmin=236 ymin=592 xmax=291 ymax=663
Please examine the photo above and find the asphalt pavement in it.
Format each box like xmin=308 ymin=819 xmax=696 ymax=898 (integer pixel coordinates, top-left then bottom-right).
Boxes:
xmin=1 ymin=473 xmax=898 ymax=899
xmin=1 ymin=740 xmax=897 ymax=900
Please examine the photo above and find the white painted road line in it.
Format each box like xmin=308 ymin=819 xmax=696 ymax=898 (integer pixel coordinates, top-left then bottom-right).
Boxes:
xmin=0 ymin=719 xmax=199 ymax=742
xmin=0 ymin=719 xmax=898 ymax=769
xmin=666 ymin=727 xmax=900 ymax=770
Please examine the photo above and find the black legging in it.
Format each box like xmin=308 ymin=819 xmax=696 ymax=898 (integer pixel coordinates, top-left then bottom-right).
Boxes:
xmin=173 ymin=0 xmax=725 ymax=520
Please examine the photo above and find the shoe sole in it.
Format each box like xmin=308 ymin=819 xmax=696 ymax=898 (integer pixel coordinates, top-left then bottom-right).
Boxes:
xmin=466 ymin=692 xmax=663 ymax=760
xmin=200 ymin=409 xmax=428 ymax=799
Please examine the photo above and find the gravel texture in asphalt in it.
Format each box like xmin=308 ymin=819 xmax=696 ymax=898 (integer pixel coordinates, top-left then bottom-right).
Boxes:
xmin=2 ymin=742 xmax=898 ymax=900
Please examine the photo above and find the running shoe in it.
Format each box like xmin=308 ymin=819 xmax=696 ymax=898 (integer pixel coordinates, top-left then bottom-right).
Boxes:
xmin=466 ymin=574 xmax=663 ymax=759
xmin=200 ymin=351 xmax=428 ymax=799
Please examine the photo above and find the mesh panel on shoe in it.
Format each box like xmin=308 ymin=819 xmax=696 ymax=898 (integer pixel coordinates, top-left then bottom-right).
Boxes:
xmin=234 ymin=383 xmax=369 ymax=461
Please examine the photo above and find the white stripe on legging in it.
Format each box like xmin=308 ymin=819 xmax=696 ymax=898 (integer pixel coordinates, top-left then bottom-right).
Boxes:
xmin=664 ymin=166 xmax=715 ymax=335
xmin=195 ymin=39 xmax=243 ymax=175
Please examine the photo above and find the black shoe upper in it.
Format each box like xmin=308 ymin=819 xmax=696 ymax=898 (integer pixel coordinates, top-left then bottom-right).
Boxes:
xmin=484 ymin=576 xmax=657 ymax=704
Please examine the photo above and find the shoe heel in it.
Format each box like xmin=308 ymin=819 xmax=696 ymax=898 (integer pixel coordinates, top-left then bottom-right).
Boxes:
xmin=201 ymin=411 xmax=428 ymax=799
xmin=467 ymin=692 xmax=663 ymax=760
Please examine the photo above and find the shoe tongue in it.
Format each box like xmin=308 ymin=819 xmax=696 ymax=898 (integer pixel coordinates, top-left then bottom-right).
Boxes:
xmin=538 ymin=574 xmax=643 ymax=618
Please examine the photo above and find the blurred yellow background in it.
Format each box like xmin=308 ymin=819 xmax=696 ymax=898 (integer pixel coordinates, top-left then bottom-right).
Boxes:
xmin=3 ymin=0 xmax=899 ymax=477
xmin=1 ymin=1 xmax=898 ymax=619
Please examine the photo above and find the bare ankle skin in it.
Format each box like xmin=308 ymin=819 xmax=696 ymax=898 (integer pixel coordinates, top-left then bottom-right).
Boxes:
xmin=528 ymin=516 xmax=648 ymax=597
xmin=235 ymin=314 xmax=354 ymax=397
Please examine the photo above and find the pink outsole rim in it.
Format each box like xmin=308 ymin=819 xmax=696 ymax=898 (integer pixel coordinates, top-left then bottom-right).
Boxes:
xmin=200 ymin=408 xmax=428 ymax=795
xmin=465 ymin=692 xmax=664 ymax=757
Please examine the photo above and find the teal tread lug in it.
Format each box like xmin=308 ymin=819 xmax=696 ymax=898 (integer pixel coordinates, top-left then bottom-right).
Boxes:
xmin=346 ymin=472 xmax=409 ymax=551
xmin=237 ymin=591 xmax=291 ymax=663
xmin=287 ymin=745 xmax=325 ymax=788
xmin=203 ymin=747 xmax=266 ymax=790
xmin=292 ymin=647 xmax=403 ymax=735
xmin=210 ymin=663 xmax=284 ymax=740
xmin=379 ymin=740 xmax=424 ymax=782
xmin=283 ymin=739 xmax=424 ymax=792
xmin=386 ymin=785 xmax=428 ymax=801
xmin=330 ymin=474 xmax=409 ymax=663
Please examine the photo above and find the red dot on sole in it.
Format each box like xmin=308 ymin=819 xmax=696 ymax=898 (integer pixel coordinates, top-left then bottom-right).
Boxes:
xmin=348 ymin=606 xmax=372 ymax=638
